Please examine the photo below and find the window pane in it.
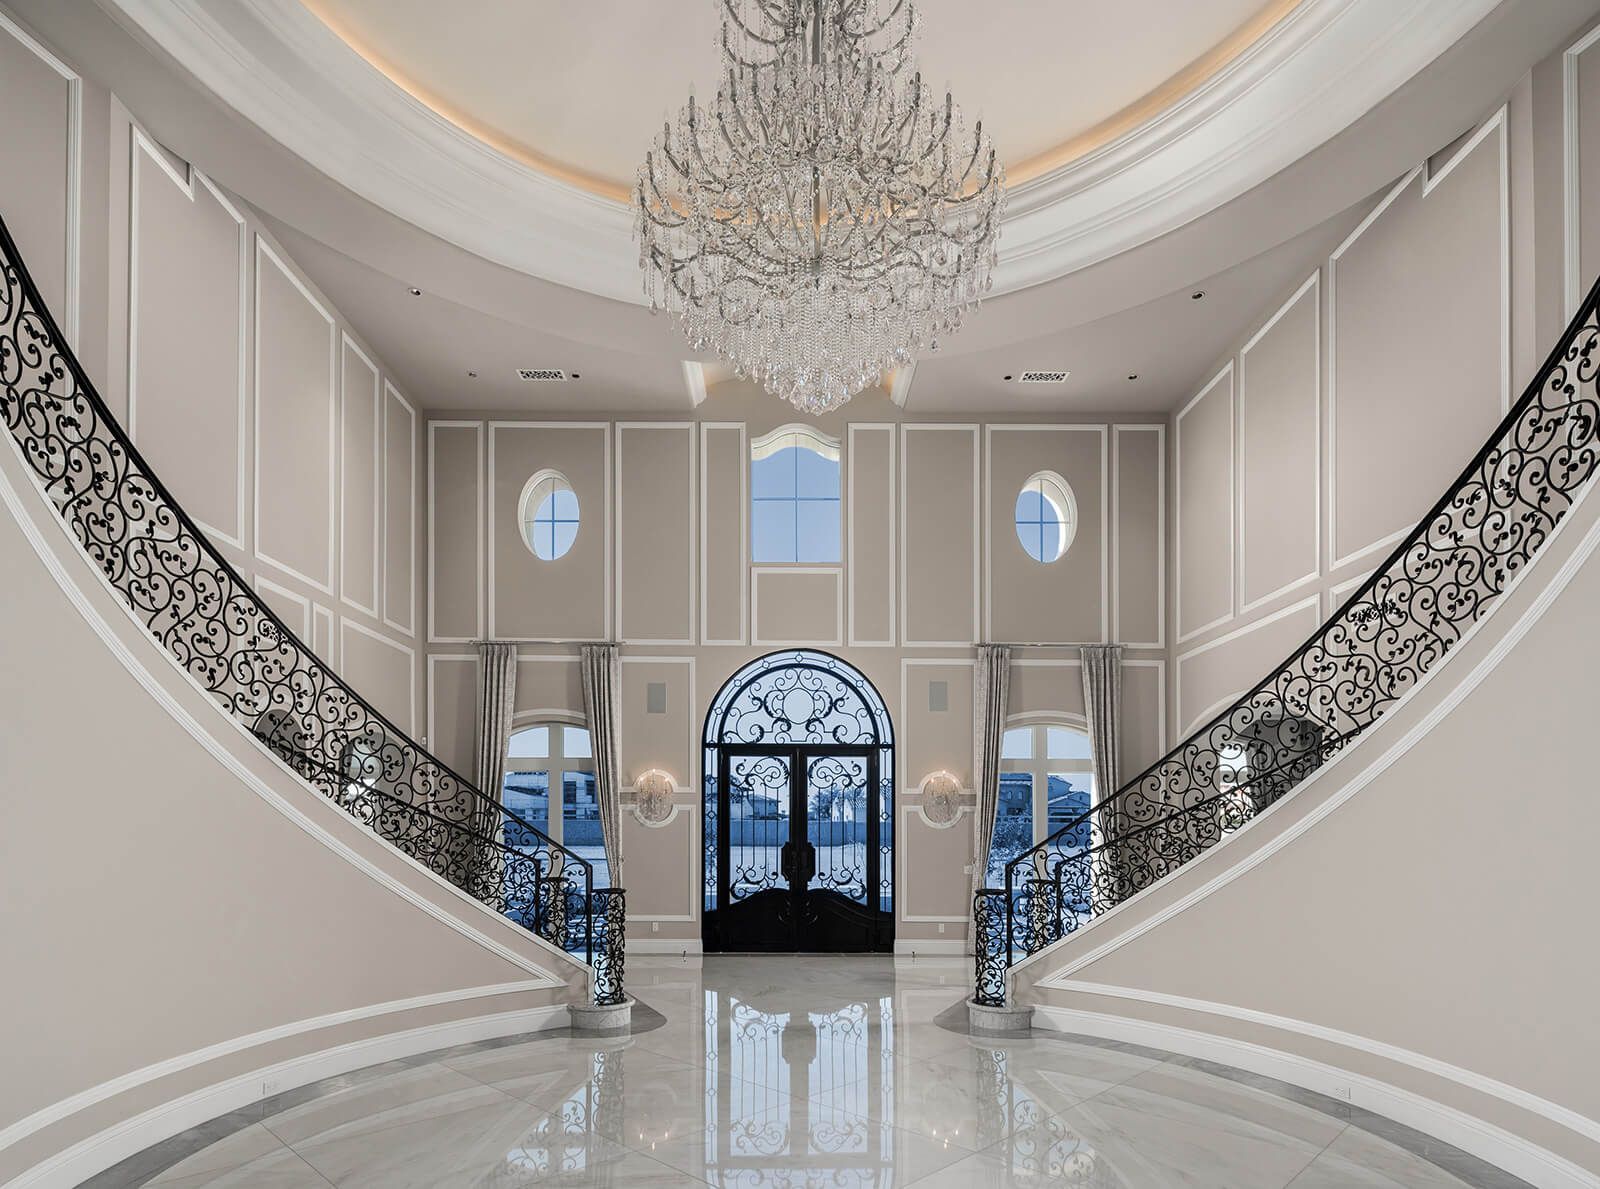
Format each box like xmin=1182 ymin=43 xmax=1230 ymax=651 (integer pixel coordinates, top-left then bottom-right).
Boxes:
xmin=751 ymin=447 xmax=798 ymax=500
xmin=795 ymin=498 xmax=840 ymax=563
xmin=1046 ymin=727 xmax=1093 ymax=760
xmin=795 ymin=446 xmax=839 ymax=499
xmin=551 ymin=486 xmax=578 ymax=519
xmin=1015 ymin=487 xmax=1046 ymax=522
xmin=507 ymin=726 xmax=549 ymax=758
xmin=563 ymin=726 xmax=592 ymax=758
xmin=1046 ymin=773 xmax=1095 ymax=847
xmin=989 ymin=772 xmax=1034 ymax=885
xmin=1001 ymin=727 xmax=1033 ymax=759
xmin=502 ymin=771 xmax=549 ymax=848
xmin=563 ymin=770 xmax=608 ymax=887
xmin=1040 ymin=515 xmax=1063 ymax=562
xmin=752 ymin=498 xmax=798 ymax=563
xmin=551 ymin=519 xmax=578 ymax=557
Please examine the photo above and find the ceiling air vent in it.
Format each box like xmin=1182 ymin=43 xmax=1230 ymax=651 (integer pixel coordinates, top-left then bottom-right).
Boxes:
xmin=1017 ymin=370 xmax=1071 ymax=384
xmin=517 ymin=368 xmax=570 ymax=382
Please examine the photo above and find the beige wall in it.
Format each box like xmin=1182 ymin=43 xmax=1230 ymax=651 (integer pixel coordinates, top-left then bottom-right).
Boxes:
xmin=424 ymin=387 xmax=1169 ymax=950
xmin=0 ymin=6 xmax=428 ymax=747
xmin=1169 ymin=99 xmax=1521 ymax=742
xmin=0 ymin=401 xmax=579 ymax=1186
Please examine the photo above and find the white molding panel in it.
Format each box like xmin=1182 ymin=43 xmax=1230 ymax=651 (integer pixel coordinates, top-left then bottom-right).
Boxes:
xmin=381 ymin=380 xmax=418 ymax=636
xmin=698 ymin=421 xmax=748 ymax=646
xmin=1175 ymin=362 xmax=1236 ymax=644
xmin=339 ymin=332 xmax=382 ymax=618
xmin=339 ymin=617 xmax=417 ymax=734
xmin=615 ymin=421 xmax=696 ymax=646
xmin=1111 ymin=423 xmax=1166 ymax=649
xmin=1175 ymin=594 xmax=1319 ymax=736
xmin=750 ymin=566 xmax=845 ymax=648
xmin=427 ymin=419 xmax=484 ymax=644
xmin=127 ymin=125 xmax=247 ymax=549
xmin=900 ymin=423 xmax=980 ymax=648
xmin=847 ymin=422 xmax=897 ymax=647
xmin=252 ymin=234 xmax=337 ymax=595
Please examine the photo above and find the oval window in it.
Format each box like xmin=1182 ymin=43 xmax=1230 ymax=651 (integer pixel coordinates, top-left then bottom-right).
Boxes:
xmin=1014 ymin=472 xmax=1076 ymax=564
xmin=518 ymin=471 xmax=579 ymax=561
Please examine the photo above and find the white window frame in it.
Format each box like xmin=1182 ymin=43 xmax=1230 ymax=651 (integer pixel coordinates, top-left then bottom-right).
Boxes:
xmin=1014 ymin=470 xmax=1079 ymax=564
xmin=749 ymin=423 xmax=844 ymax=566
xmin=516 ymin=469 xmax=578 ymax=561
xmin=504 ymin=714 xmax=595 ymax=848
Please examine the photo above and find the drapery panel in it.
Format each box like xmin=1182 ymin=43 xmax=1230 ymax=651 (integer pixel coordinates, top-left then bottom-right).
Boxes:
xmin=467 ymin=641 xmax=518 ymax=884
xmin=1080 ymin=644 xmax=1124 ymax=901
xmin=969 ymin=643 xmax=1012 ymax=948
xmin=580 ymin=643 xmax=624 ymax=887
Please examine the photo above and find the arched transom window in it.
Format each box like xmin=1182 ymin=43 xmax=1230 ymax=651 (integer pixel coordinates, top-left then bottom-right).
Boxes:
xmin=988 ymin=720 xmax=1096 ymax=885
xmin=502 ymin=721 xmax=608 ymax=887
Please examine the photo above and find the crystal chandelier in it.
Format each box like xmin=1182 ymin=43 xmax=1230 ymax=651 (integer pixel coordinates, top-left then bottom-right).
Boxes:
xmin=635 ymin=0 xmax=1005 ymax=415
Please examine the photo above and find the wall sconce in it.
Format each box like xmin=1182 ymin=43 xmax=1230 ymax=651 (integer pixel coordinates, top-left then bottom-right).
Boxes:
xmin=918 ymin=770 xmax=963 ymax=827
xmin=633 ymin=768 xmax=678 ymax=826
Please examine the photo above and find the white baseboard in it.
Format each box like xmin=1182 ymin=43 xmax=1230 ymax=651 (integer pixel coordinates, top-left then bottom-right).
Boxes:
xmin=893 ymin=939 xmax=966 ymax=957
xmin=8 ymin=1003 xmax=568 ymax=1189
xmin=1031 ymin=1005 xmax=1596 ymax=1189
xmin=629 ymin=938 xmax=703 ymax=955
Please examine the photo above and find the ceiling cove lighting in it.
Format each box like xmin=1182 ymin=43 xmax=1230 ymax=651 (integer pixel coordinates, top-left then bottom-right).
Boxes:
xmin=635 ymin=0 xmax=1005 ymax=416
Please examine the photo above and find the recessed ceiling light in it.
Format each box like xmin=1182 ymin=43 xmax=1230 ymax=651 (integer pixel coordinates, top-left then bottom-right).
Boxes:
xmin=467 ymin=371 xmax=478 ymax=379
xmin=1003 ymin=374 xmax=1013 ymax=381
xmin=407 ymin=286 xmax=422 ymax=297
xmin=1127 ymin=373 xmax=1138 ymax=381
xmin=1190 ymin=290 xmax=1205 ymax=300
xmin=572 ymin=372 xmax=581 ymax=379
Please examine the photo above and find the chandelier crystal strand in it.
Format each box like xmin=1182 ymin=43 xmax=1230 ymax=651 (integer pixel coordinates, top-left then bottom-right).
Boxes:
xmin=635 ymin=0 xmax=1005 ymax=415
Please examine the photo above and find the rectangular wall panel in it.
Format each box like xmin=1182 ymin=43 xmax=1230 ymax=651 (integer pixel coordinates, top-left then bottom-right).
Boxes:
xmin=490 ymin=424 xmax=609 ymax=641
xmin=986 ymin=425 xmax=1106 ymax=644
xmin=619 ymin=657 xmax=694 ymax=790
xmin=1120 ymin=660 xmax=1166 ymax=773
xmin=129 ymin=132 xmax=245 ymax=546
xmin=312 ymin=605 xmax=334 ymax=665
xmin=0 ymin=13 xmax=79 ymax=342
xmin=514 ymin=655 xmax=584 ymax=717
xmin=1239 ymin=273 xmax=1320 ymax=611
xmin=254 ymin=237 xmax=335 ymax=593
xmin=1114 ymin=425 xmax=1164 ymax=647
xmin=1176 ymin=596 xmax=1320 ymax=736
xmin=1331 ymin=116 xmax=1506 ymax=568
xmin=617 ymin=423 xmax=694 ymax=644
xmin=1176 ymin=364 xmax=1235 ymax=642
xmin=1008 ymin=659 xmax=1084 ymax=720
xmin=901 ymin=660 xmax=974 ymax=791
xmin=340 ymin=336 xmax=380 ymax=616
xmin=902 ymin=425 xmax=978 ymax=646
xmin=848 ymin=423 xmax=896 ymax=646
xmin=700 ymin=423 xmax=746 ymax=645
xmin=382 ymin=382 xmax=416 ymax=634
xmin=252 ymin=575 xmax=310 ymax=640
xmin=427 ymin=655 xmax=477 ymax=773
xmin=751 ymin=567 xmax=842 ymax=646
xmin=428 ymin=421 xmax=483 ymax=642
xmin=339 ymin=620 xmax=415 ymax=734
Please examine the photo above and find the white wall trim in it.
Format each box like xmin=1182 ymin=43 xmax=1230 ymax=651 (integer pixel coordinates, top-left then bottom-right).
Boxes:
xmin=750 ymin=565 xmax=845 ymax=648
xmin=0 ymin=8 xmax=81 ymax=345
xmin=1323 ymin=567 xmax=1375 ymax=620
xmin=1029 ymin=1004 xmax=1595 ymax=1189
xmin=1111 ymin=424 xmax=1166 ymax=649
xmin=251 ymin=573 xmax=311 ymax=639
xmin=1564 ymin=25 xmax=1600 ymax=320
xmin=1175 ymin=362 xmax=1236 ymax=643
xmin=893 ymin=939 xmax=966 ymax=956
xmin=983 ymin=424 xmax=1110 ymax=645
xmin=1328 ymin=107 xmax=1510 ymax=573
xmin=615 ymin=422 xmax=696 ymax=646
xmin=339 ymin=617 xmax=417 ymax=735
xmin=339 ymin=333 xmax=382 ymax=618
xmin=901 ymin=423 xmax=980 ymax=647
xmin=630 ymin=938 xmax=705 ymax=955
xmin=1237 ymin=271 xmax=1321 ymax=616
xmin=426 ymin=419 xmax=484 ymax=643
xmin=901 ymin=799 xmax=973 ymax=835
xmin=127 ymin=125 xmax=247 ymax=550
xmin=847 ymin=422 xmax=897 ymax=647
xmin=252 ymin=234 xmax=337 ymax=595
xmin=5 ymin=998 xmax=569 ymax=1189
xmin=312 ymin=603 xmax=335 ymax=666
xmin=1121 ymin=657 xmax=1170 ymax=755
xmin=1174 ymin=594 xmax=1318 ymax=736
xmin=425 ymin=652 xmax=475 ymax=759
xmin=1021 ymin=480 xmax=1600 ymax=1000
xmin=381 ymin=380 xmax=417 ymax=636
xmin=698 ymin=421 xmax=748 ymax=646
xmin=485 ymin=421 xmax=613 ymax=643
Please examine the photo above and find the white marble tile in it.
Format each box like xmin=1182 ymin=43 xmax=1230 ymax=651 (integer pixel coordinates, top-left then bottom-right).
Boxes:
xmin=259 ymin=1062 xmax=514 ymax=1148
xmin=1287 ymin=1127 xmax=1478 ymax=1188
xmin=146 ymin=1124 xmax=301 ymax=1185
xmin=151 ymin=1143 xmax=334 ymax=1189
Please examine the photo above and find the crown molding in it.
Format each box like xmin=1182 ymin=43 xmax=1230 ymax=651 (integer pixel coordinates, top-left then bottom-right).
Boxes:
xmin=99 ymin=0 xmax=1499 ymax=304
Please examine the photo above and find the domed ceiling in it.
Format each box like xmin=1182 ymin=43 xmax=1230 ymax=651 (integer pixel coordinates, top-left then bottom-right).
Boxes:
xmin=299 ymin=0 xmax=1293 ymax=200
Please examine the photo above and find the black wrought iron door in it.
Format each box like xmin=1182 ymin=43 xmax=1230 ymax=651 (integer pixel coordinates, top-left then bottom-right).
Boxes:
xmin=710 ymin=745 xmax=887 ymax=952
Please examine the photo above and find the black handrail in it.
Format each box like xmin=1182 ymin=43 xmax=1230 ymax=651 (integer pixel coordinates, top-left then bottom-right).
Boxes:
xmin=0 ymin=210 xmax=625 ymax=1003
xmin=975 ymin=268 xmax=1600 ymax=1005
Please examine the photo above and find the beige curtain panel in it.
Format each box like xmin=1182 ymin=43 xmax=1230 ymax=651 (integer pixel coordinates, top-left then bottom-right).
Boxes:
xmin=468 ymin=640 xmax=518 ymax=888
xmin=969 ymin=643 xmax=1012 ymax=946
xmin=1080 ymin=643 xmax=1124 ymax=903
xmin=580 ymin=642 xmax=624 ymax=888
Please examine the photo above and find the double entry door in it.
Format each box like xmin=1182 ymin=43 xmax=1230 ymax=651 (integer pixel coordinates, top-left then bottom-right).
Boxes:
xmin=707 ymin=744 xmax=889 ymax=952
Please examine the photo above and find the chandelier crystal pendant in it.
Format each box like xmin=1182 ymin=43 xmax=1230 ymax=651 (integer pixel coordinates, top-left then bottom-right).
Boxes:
xmin=635 ymin=0 xmax=1006 ymax=416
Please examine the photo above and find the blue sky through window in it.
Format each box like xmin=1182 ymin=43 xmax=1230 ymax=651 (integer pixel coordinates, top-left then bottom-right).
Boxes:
xmin=752 ymin=442 xmax=840 ymax=562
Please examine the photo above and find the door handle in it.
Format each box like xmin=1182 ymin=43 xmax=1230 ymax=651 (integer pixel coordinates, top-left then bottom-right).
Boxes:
xmin=802 ymin=841 xmax=817 ymax=882
xmin=779 ymin=841 xmax=796 ymax=883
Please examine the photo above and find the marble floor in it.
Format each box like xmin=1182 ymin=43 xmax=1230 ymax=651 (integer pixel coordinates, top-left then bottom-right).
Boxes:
xmin=93 ymin=955 xmax=1529 ymax=1188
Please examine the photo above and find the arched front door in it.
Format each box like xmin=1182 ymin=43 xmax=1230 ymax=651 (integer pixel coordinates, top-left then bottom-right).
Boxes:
xmin=703 ymin=651 xmax=894 ymax=953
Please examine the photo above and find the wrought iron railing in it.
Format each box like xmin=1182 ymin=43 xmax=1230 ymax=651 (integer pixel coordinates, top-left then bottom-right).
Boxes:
xmin=0 ymin=212 xmax=626 ymax=1007
xmin=974 ymin=274 xmax=1600 ymax=1007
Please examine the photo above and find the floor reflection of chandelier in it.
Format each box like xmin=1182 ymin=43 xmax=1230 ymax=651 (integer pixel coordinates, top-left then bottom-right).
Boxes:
xmin=635 ymin=0 xmax=1005 ymax=416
